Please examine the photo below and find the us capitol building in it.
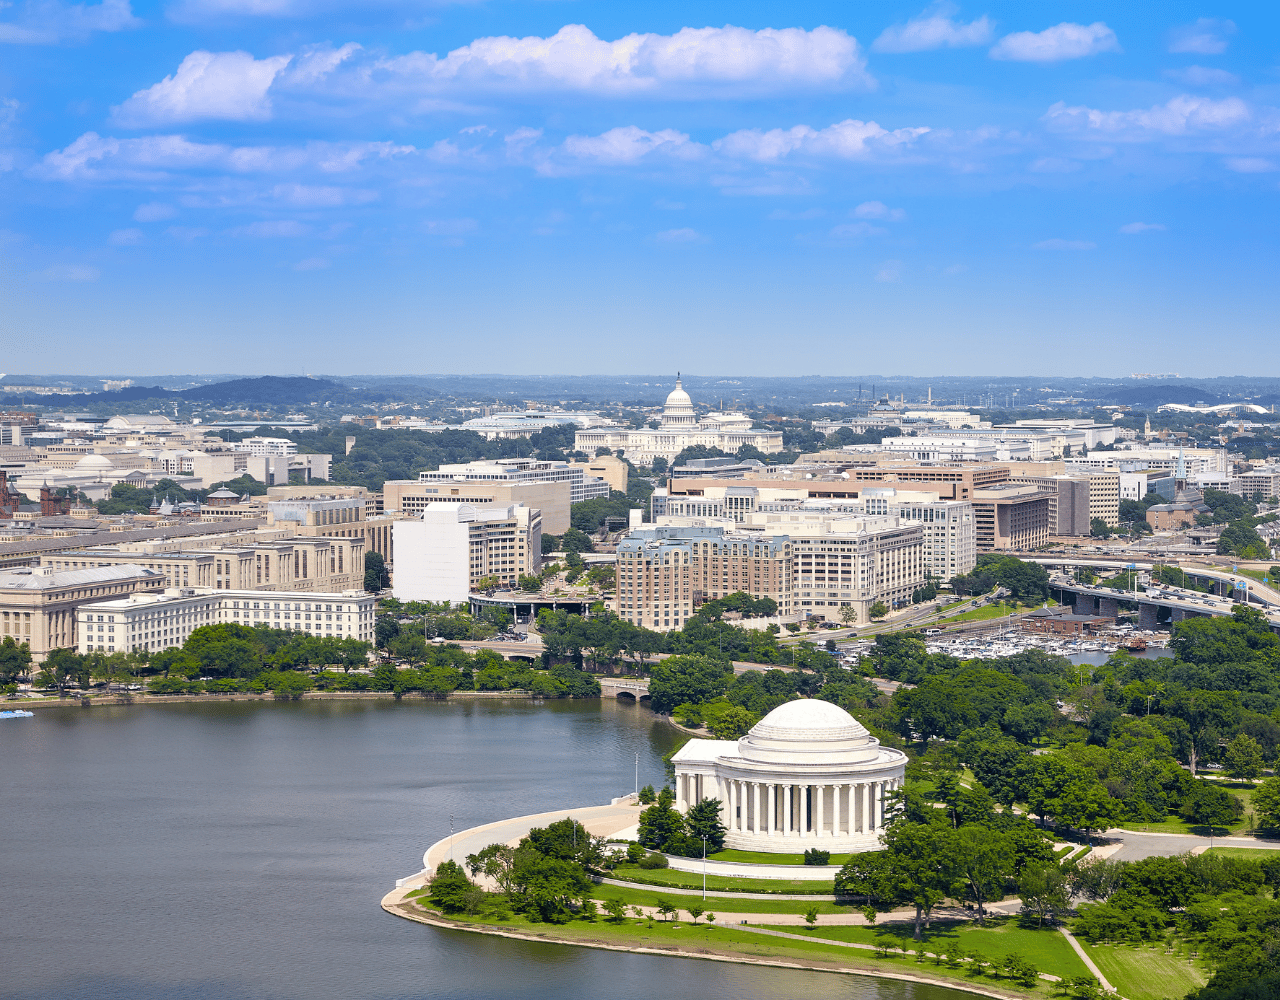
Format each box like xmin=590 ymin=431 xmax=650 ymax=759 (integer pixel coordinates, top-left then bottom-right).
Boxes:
xmin=671 ymin=699 xmax=906 ymax=853
xmin=573 ymin=376 xmax=783 ymax=466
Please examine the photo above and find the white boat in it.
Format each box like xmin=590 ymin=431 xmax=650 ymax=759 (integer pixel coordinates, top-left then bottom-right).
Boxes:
xmin=0 ymin=709 xmax=35 ymax=719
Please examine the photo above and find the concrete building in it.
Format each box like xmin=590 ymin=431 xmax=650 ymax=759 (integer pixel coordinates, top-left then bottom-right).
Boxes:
xmin=574 ymin=377 xmax=784 ymax=465
xmin=416 ymin=457 xmax=609 ymax=506
xmin=0 ymin=563 xmax=165 ymax=661
xmin=1120 ymin=470 xmax=1176 ymax=502
xmin=382 ymin=477 xmax=572 ymax=534
xmin=971 ymin=483 xmax=1053 ymax=552
xmin=569 ymin=454 xmax=629 ymax=494
xmin=1239 ymin=466 xmax=1280 ymax=501
xmin=77 ymin=587 xmax=376 ymax=655
xmin=392 ymin=503 xmax=542 ymax=604
xmin=845 ymin=464 xmax=1010 ymax=500
xmin=843 ymin=490 xmax=975 ymax=578
xmin=615 ymin=524 xmax=792 ymax=631
xmin=670 ymin=700 xmax=906 ymax=853
xmin=231 ymin=436 xmax=298 ymax=457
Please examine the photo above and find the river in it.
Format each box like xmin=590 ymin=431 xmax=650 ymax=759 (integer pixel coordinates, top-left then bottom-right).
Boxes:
xmin=0 ymin=697 xmax=972 ymax=1000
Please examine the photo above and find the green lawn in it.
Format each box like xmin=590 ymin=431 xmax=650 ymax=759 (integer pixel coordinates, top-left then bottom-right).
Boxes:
xmin=1085 ymin=942 xmax=1206 ymax=1000
xmin=592 ymin=882 xmax=861 ymax=915
xmin=768 ymin=919 xmax=1091 ymax=982
xmin=608 ymin=865 xmax=835 ymax=894
xmin=1205 ymin=846 xmax=1280 ymax=860
xmin=709 ymin=848 xmax=852 ymax=866
xmin=938 ymin=604 xmax=1029 ymax=624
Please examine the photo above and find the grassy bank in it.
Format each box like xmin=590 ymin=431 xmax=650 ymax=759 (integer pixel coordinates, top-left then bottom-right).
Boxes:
xmin=592 ymin=882 xmax=858 ymax=915
xmin=709 ymin=848 xmax=853 ymax=866
xmin=608 ymin=864 xmax=834 ymax=894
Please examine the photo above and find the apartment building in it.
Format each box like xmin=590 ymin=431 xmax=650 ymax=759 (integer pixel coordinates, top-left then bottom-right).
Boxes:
xmin=0 ymin=563 xmax=165 ymax=661
xmin=614 ymin=525 xmax=792 ymax=632
xmin=842 ymin=490 xmax=975 ymax=578
xmin=417 ymin=458 xmax=609 ymax=505
xmin=845 ymin=464 xmax=1011 ymax=500
xmin=971 ymin=483 xmax=1053 ymax=552
xmin=77 ymin=587 xmax=376 ymax=655
xmin=392 ymin=503 xmax=542 ymax=604
xmin=1239 ymin=466 xmax=1280 ymax=501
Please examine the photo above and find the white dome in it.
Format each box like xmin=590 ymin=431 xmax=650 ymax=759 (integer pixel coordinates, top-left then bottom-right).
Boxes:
xmin=74 ymin=454 xmax=114 ymax=470
xmin=737 ymin=698 xmax=880 ymax=766
xmin=664 ymin=382 xmax=692 ymax=409
xmin=661 ymin=375 xmax=696 ymax=428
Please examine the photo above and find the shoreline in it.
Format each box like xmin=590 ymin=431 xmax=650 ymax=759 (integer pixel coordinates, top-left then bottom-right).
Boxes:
xmin=6 ymin=688 xmax=582 ymax=710
xmin=378 ymin=889 xmax=1038 ymax=1000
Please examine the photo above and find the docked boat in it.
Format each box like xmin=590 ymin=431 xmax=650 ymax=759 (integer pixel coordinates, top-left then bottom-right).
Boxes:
xmin=0 ymin=709 xmax=35 ymax=719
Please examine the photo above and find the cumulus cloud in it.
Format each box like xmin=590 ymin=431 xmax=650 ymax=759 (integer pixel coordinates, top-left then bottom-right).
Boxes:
xmin=713 ymin=118 xmax=929 ymax=162
xmin=1043 ymin=94 xmax=1250 ymax=139
xmin=1033 ymin=239 xmax=1095 ymax=250
xmin=1119 ymin=222 xmax=1165 ymax=234
xmin=875 ymin=260 xmax=902 ymax=282
xmin=873 ymin=5 xmax=993 ymax=53
xmin=424 ymin=218 xmax=477 ymax=236
xmin=1224 ymin=157 xmax=1276 ymax=173
xmin=1164 ymin=65 xmax=1239 ymax=87
xmin=377 ymin=23 xmax=874 ymax=97
xmin=990 ymin=22 xmax=1119 ymax=62
xmin=133 ymin=201 xmax=176 ymax=221
xmin=853 ymin=200 xmax=905 ymax=221
xmin=35 ymin=263 xmax=99 ymax=280
xmin=33 ymin=131 xmax=413 ymax=182
xmin=831 ymin=221 xmax=887 ymax=239
xmin=111 ymin=50 xmax=292 ymax=127
xmin=109 ymin=227 xmax=143 ymax=244
xmin=0 ymin=0 xmax=138 ymax=45
xmin=1168 ymin=18 xmax=1235 ymax=55
xmin=562 ymin=126 xmax=702 ymax=165
xmin=654 ymin=227 xmax=702 ymax=242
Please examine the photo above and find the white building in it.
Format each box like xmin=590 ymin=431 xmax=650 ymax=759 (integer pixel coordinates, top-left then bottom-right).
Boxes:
xmin=671 ymin=700 xmax=907 ymax=853
xmin=392 ymin=503 xmax=542 ymax=604
xmin=77 ymin=587 xmax=376 ymax=654
xmin=574 ymin=376 xmax=784 ymax=466
xmin=232 ymin=437 xmax=298 ymax=457
xmin=418 ymin=458 xmax=609 ymax=506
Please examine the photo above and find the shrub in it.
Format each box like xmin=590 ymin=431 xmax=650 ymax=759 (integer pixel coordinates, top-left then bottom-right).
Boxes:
xmin=638 ymin=851 xmax=669 ymax=869
xmin=625 ymin=842 xmax=647 ymax=864
xmin=803 ymin=848 xmax=831 ymax=866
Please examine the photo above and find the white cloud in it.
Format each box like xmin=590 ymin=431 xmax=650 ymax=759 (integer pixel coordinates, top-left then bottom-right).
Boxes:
xmin=1119 ymin=222 xmax=1165 ymax=234
xmin=133 ymin=201 xmax=176 ymax=221
xmin=873 ymin=5 xmax=993 ymax=53
xmin=0 ymin=0 xmax=138 ymax=45
xmin=376 ymin=23 xmax=873 ymax=97
xmin=831 ymin=221 xmax=887 ymax=239
xmin=164 ymin=225 xmax=208 ymax=241
xmin=460 ymin=124 xmax=494 ymax=136
xmin=1034 ymin=239 xmax=1095 ymax=250
xmin=853 ymin=200 xmax=905 ymax=221
xmin=109 ymin=227 xmax=143 ymax=244
xmin=768 ymin=207 xmax=824 ymax=220
xmin=875 ymin=260 xmax=902 ymax=282
xmin=654 ymin=227 xmax=702 ymax=242
xmin=562 ymin=126 xmax=701 ymax=165
xmin=35 ymin=263 xmax=99 ymax=280
xmin=1044 ymin=94 xmax=1250 ymax=139
xmin=1164 ymin=65 xmax=1239 ymax=87
xmin=269 ymin=183 xmax=376 ymax=207
xmin=1225 ymin=157 xmax=1276 ymax=173
xmin=293 ymin=256 xmax=329 ymax=271
xmin=1168 ymin=18 xmax=1235 ymax=55
xmin=713 ymin=118 xmax=929 ymax=162
xmin=111 ymin=50 xmax=292 ymax=127
xmin=34 ymin=132 xmax=413 ymax=182
xmin=424 ymin=218 xmax=477 ymax=236
xmin=228 ymin=219 xmax=309 ymax=237
xmin=990 ymin=22 xmax=1119 ymax=62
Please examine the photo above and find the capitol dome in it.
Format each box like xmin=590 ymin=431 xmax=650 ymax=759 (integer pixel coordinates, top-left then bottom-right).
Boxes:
xmin=660 ymin=375 xmax=696 ymax=428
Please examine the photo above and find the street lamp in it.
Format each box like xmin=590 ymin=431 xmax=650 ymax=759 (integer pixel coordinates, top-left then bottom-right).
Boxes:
xmin=701 ymin=835 xmax=708 ymax=900
xmin=635 ymin=752 xmax=640 ymax=800
xmin=449 ymin=814 xmax=454 ymax=862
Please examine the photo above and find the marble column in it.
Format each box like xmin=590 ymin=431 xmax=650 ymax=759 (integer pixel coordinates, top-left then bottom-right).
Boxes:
xmin=767 ymin=783 xmax=776 ymax=836
xmin=783 ymin=785 xmax=792 ymax=836
xmin=753 ymin=782 xmax=761 ymax=835
xmin=816 ymin=784 xmax=825 ymax=837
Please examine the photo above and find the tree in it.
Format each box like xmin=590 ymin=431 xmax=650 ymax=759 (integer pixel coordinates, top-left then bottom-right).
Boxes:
xmin=603 ymin=898 xmax=628 ymax=923
xmin=0 ymin=636 xmax=32 ymax=684
xmin=427 ymin=860 xmax=476 ymax=913
xmin=841 ymin=605 xmax=858 ymax=625
xmin=869 ymin=601 xmax=888 ymax=621
xmin=638 ymin=784 xmax=656 ymax=805
xmin=803 ymin=904 xmax=819 ymax=928
xmin=1180 ymin=782 xmax=1244 ymax=838
xmin=1018 ymin=862 xmax=1071 ymax=927
xmin=1222 ymin=734 xmax=1265 ymax=784
xmin=1090 ymin=518 xmax=1113 ymax=539
xmin=686 ymin=904 xmax=705 ymax=924
xmin=954 ymin=826 xmax=1014 ymax=923
xmin=884 ymin=823 xmax=962 ymax=940
xmin=647 ymin=655 xmax=733 ymax=714
xmin=685 ymin=798 xmax=727 ymax=853
xmin=364 ymin=551 xmax=389 ymax=592
xmin=1252 ymin=777 xmax=1280 ymax=830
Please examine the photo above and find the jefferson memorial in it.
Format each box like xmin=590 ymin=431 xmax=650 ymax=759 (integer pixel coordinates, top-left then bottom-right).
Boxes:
xmin=670 ymin=699 xmax=907 ymax=853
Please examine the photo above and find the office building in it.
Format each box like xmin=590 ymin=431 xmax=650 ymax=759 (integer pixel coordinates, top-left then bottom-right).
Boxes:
xmin=971 ymin=483 xmax=1053 ymax=552
xmin=382 ymin=477 xmax=572 ymax=534
xmin=416 ymin=458 xmax=609 ymax=505
xmin=392 ymin=503 xmax=542 ymax=604
xmin=77 ymin=587 xmax=376 ymax=655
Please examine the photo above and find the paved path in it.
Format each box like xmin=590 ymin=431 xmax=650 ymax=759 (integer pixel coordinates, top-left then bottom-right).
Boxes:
xmin=1103 ymin=828 xmax=1280 ymax=863
xmin=1058 ymin=926 xmax=1115 ymax=992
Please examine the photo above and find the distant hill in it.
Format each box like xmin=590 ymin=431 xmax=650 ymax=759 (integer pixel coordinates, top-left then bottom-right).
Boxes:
xmin=1111 ymin=383 xmax=1223 ymax=407
xmin=0 ymin=376 xmax=348 ymax=409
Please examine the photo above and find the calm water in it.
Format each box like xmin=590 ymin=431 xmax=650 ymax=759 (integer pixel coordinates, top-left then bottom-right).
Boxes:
xmin=0 ymin=697 xmax=968 ymax=1000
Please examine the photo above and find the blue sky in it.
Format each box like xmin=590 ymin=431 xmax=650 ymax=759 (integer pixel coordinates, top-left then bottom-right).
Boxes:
xmin=1 ymin=1 xmax=1276 ymax=377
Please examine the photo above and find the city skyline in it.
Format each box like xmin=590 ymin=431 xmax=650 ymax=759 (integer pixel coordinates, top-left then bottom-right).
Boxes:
xmin=2 ymin=0 xmax=1276 ymax=375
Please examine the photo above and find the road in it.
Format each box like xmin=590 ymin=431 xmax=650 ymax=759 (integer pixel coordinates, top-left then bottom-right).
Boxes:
xmin=1104 ymin=829 xmax=1280 ymax=863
